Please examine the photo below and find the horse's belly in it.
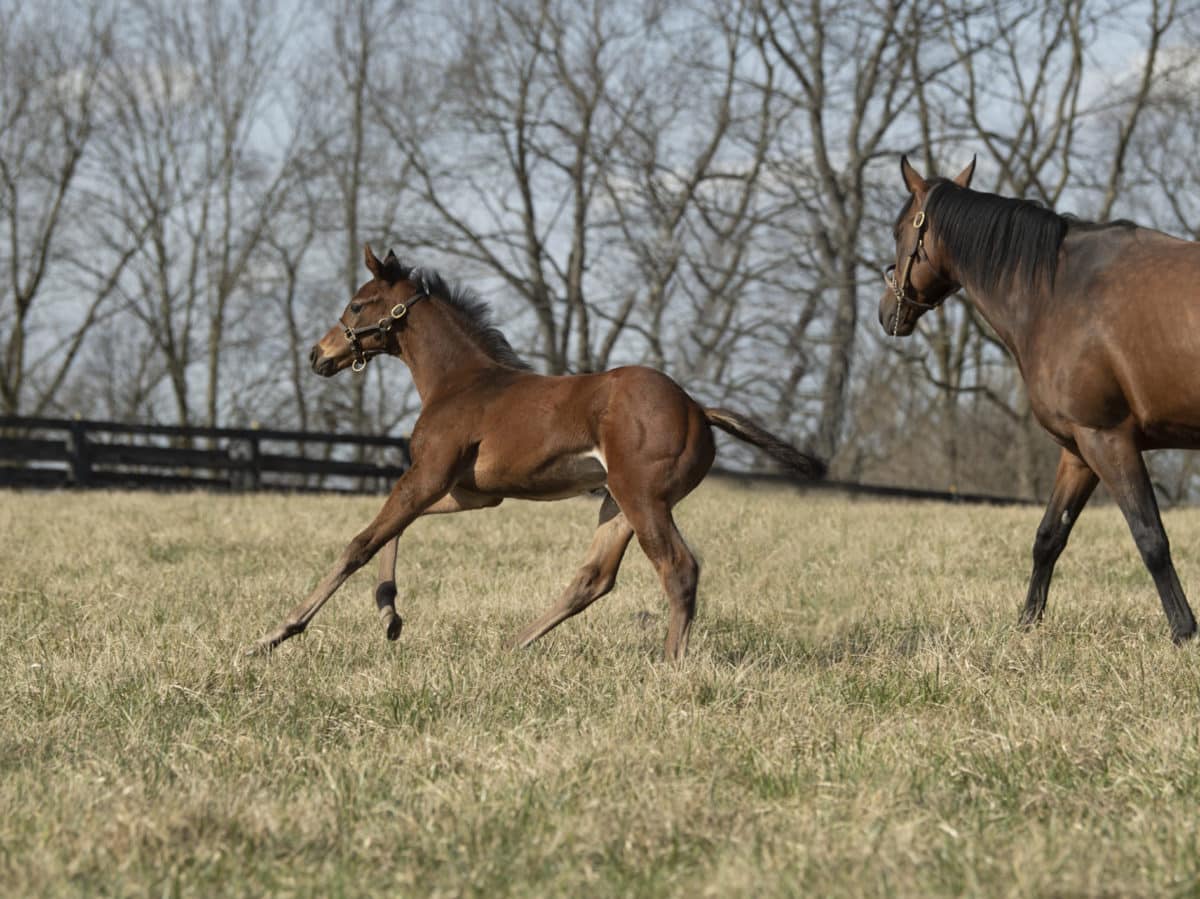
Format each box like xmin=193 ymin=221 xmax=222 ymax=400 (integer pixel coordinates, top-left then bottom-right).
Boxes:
xmin=468 ymin=449 xmax=608 ymax=500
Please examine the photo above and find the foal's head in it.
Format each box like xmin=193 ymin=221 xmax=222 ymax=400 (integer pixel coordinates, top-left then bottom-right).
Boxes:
xmin=878 ymin=156 xmax=976 ymax=337
xmin=310 ymin=245 xmax=426 ymax=377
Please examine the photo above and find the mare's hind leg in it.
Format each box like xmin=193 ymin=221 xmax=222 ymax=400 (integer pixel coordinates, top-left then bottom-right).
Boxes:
xmin=1075 ymin=427 xmax=1197 ymax=643
xmin=512 ymin=493 xmax=634 ymax=649
xmin=1020 ymin=447 xmax=1098 ymax=628
xmin=373 ymin=488 xmax=502 ymax=643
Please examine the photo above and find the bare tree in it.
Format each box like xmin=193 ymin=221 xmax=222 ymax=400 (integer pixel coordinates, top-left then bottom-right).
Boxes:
xmin=95 ymin=0 xmax=298 ymax=427
xmin=755 ymin=0 xmax=935 ymax=463
xmin=0 ymin=3 xmax=119 ymax=415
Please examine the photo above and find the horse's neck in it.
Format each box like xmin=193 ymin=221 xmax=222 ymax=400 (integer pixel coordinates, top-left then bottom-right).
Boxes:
xmin=400 ymin=303 xmax=501 ymax=402
xmin=958 ymin=278 xmax=1042 ymax=364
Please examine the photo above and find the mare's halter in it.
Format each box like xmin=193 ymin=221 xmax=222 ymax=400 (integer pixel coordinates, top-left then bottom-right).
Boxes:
xmin=884 ymin=206 xmax=943 ymax=335
xmin=339 ymin=279 xmax=430 ymax=372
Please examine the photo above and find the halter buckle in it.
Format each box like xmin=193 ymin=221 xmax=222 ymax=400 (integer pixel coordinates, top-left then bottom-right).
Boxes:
xmin=352 ymin=358 xmax=366 ymax=373
xmin=913 ymin=211 xmax=926 ymax=229
xmin=390 ymin=302 xmax=408 ymax=320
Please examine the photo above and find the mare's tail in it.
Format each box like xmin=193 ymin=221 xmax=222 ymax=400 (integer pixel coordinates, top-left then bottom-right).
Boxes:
xmin=704 ymin=408 xmax=826 ymax=480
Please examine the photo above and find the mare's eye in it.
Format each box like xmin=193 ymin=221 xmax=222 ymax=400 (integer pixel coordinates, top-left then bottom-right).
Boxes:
xmin=350 ymin=303 xmax=363 ymax=314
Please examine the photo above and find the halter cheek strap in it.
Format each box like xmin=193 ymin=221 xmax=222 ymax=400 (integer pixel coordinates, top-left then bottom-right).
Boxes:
xmin=886 ymin=207 xmax=945 ymax=335
xmin=340 ymin=282 xmax=430 ymax=372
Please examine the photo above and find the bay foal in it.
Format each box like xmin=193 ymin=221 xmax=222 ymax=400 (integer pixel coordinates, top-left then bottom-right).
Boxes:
xmin=251 ymin=246 xmax=823 ymax=660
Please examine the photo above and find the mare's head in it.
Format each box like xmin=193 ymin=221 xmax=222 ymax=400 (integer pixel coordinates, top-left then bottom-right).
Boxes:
xmin=878 ymin=156 xmax=975 ymax=336
xmin=310 ymin=245 xmax=427 ymax=376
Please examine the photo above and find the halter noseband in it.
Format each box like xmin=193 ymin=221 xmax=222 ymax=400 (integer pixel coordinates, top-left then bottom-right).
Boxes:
xmin=885 ymin=207 xmax=944 ymax=335
xmin=340 ymin=280 xmax=430 ymax=372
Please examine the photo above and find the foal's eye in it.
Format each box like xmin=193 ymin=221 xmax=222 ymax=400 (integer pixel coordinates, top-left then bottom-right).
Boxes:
xmin=350 ymin=303 xmax=363 ymax=314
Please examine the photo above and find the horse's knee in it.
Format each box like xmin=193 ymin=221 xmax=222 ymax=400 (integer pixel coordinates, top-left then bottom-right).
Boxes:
xmin=1031 ymin=519 xmax=1064 ymax=567
xmin=342 ymin=533 xmax=375 ymax=572
xmin=1132 ymin=524 xmax=1171 ymax=572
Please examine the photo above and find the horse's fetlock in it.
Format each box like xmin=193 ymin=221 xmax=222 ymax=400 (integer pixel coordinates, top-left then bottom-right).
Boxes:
xmin=375 ymin=581 xmax=398 ymax=605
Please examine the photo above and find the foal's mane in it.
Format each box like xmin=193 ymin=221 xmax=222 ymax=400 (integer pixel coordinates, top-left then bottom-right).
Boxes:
xmin=384 ymin=257 xmax=532 ymax=371
xmin=919 ymin=179 xmax=1135 ymax=296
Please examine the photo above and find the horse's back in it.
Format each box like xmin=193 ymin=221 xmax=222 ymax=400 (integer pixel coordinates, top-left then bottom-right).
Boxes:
xmin=1037 ymin=228 xmax=1200 ymax=446
xmin=441 ymin=365 xmax=715 ymax=500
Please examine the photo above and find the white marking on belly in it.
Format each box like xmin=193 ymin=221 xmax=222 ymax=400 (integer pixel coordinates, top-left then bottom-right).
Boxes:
xmin=585 ymin=447 xmax=608 ymax=472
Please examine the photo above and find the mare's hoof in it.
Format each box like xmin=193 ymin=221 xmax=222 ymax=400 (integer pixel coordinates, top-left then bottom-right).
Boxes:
xmin=385 ymin=612 xmax=403 ymax=641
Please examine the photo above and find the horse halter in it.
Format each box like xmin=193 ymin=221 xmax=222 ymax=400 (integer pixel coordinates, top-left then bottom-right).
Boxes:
xmin=340 ymin=281 xmax=430 ymax=372
xmin=884 ymin=207 xmax=943 ymax=335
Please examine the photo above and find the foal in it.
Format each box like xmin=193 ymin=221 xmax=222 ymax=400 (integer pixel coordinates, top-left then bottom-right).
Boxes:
xmin=251 ymin=246 xmax=823 ymax=660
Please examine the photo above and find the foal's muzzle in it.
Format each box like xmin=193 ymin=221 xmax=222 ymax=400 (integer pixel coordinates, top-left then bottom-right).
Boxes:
xmin=310 ymin=344 xmax=337 ymax=377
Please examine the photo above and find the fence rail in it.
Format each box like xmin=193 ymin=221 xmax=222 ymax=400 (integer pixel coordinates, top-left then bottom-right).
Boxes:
xmin=0 ymin=415 xmax=1037 ymax=505
xmin=0 ymin=416 xmax=411 ymax=493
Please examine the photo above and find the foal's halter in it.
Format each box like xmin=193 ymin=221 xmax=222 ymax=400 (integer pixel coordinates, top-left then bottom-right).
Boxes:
xmin=340 ymin=284 xmax=429 ymax=372
xmin=884 ymin=205 xmax=943 ymax=335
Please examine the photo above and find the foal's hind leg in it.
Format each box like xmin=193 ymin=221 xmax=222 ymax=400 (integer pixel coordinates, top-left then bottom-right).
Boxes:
xmin=620 ymin=500 xmax=699 ymax=662
xmin=1075 ymin=427 xmax=1198 ymax=642
xmin=1020 ymin=447 xmax=1099 ymax=628
xmin=512 ymin=493 xmax=634 ymax=649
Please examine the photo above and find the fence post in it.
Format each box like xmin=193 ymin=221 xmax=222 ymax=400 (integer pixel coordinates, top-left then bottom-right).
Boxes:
xmin=249 ymin=427 xmax=261 ymax=490
xmin=66 ymin=418 xmax=91 ymax=486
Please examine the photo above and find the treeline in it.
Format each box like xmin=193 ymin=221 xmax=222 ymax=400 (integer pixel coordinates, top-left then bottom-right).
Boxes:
xmin=4 ymin=0 xmax=1199 ymax=498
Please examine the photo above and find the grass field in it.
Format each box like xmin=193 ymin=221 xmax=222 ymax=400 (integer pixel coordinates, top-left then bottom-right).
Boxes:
xmin=4 ymin=482 xmax=1200 ymax=896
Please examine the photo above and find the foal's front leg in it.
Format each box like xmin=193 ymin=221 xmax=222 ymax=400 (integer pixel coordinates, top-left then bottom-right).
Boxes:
xmin=248 ymin=468 xmax=455 ymax=655
xmin=373 ymin=488 xmax=502 ymax=643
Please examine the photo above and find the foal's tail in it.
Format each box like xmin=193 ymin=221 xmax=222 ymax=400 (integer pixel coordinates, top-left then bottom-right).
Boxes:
xmin=705 ymin=408 xmax=827 ymax=479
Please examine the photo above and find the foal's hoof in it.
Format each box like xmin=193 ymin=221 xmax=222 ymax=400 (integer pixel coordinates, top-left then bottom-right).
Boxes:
xmin=245 ymin=637 xmax=276 ymax=658
xmin=384 ymin=611 xmax=403 ymax=642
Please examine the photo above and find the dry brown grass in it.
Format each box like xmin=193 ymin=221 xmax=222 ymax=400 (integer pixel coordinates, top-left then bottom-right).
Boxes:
xmin=3 ymin=482 xmax=1200 ymax=896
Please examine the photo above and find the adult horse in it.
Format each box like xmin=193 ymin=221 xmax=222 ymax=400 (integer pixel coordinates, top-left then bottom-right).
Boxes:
xmin=880 ymin=156 xmax=1200 ymax=642
xmin=251 ymin=246 xmax=824 ymax=660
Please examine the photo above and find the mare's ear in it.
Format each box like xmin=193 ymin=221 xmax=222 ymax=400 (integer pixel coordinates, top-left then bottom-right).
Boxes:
xmin=953 ymin=155 xmax=977 ymax=189
xmin=900 ymin=155 xmax=928 ymax=195
xmin=383 ymin=248 xmax=400 ymax=269
xmin=364 ymin=244 xmax=385 ymax=279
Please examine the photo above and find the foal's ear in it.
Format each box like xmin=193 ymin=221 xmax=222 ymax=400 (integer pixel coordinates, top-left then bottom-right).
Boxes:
xmin=953 ymin=155 xmax=977 ymax=189
xmin=383 ymin=248 xmax=400 ymax=268
xmin=364 ymin=244 xmax=385 ymax=279
xmin=900 ymin=155 xmax=928 ymax=195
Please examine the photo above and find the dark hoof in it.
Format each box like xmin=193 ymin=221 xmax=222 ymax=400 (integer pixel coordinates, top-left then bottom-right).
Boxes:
xmin=385 ymin=612 xmax=403 ymax=641
xmin=1171 ymin=626 xmax=1196 ymax=646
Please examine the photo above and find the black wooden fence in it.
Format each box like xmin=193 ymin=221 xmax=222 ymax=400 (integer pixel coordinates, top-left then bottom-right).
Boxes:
xmin=0 ymin=416 xmax=411 ymax=493
xmin=0 ymin=415 xmax=1036 ymax=505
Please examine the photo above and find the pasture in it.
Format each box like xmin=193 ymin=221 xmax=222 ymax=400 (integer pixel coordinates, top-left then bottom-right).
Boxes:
xmin=4 ymin=483 xmax=1200 ymax=896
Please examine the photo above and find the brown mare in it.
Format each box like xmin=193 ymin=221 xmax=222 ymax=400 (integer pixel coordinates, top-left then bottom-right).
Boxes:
xmin=251 ymin=246 xmax=824 ymax=660
xmin=880 ymin=156 xmax=1200 ymax=642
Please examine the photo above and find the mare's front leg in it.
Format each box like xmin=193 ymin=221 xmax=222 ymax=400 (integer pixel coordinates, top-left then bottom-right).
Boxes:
xmin=1074 ymin=426 xmax=1198 ymax=643
xmin=248 ymin=466 xmax=456 ymax=655
xmin=373 ymin=488 xmax=502 ymax=642
xmin=1019 ymin=447 xmax=1098 ymax=628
